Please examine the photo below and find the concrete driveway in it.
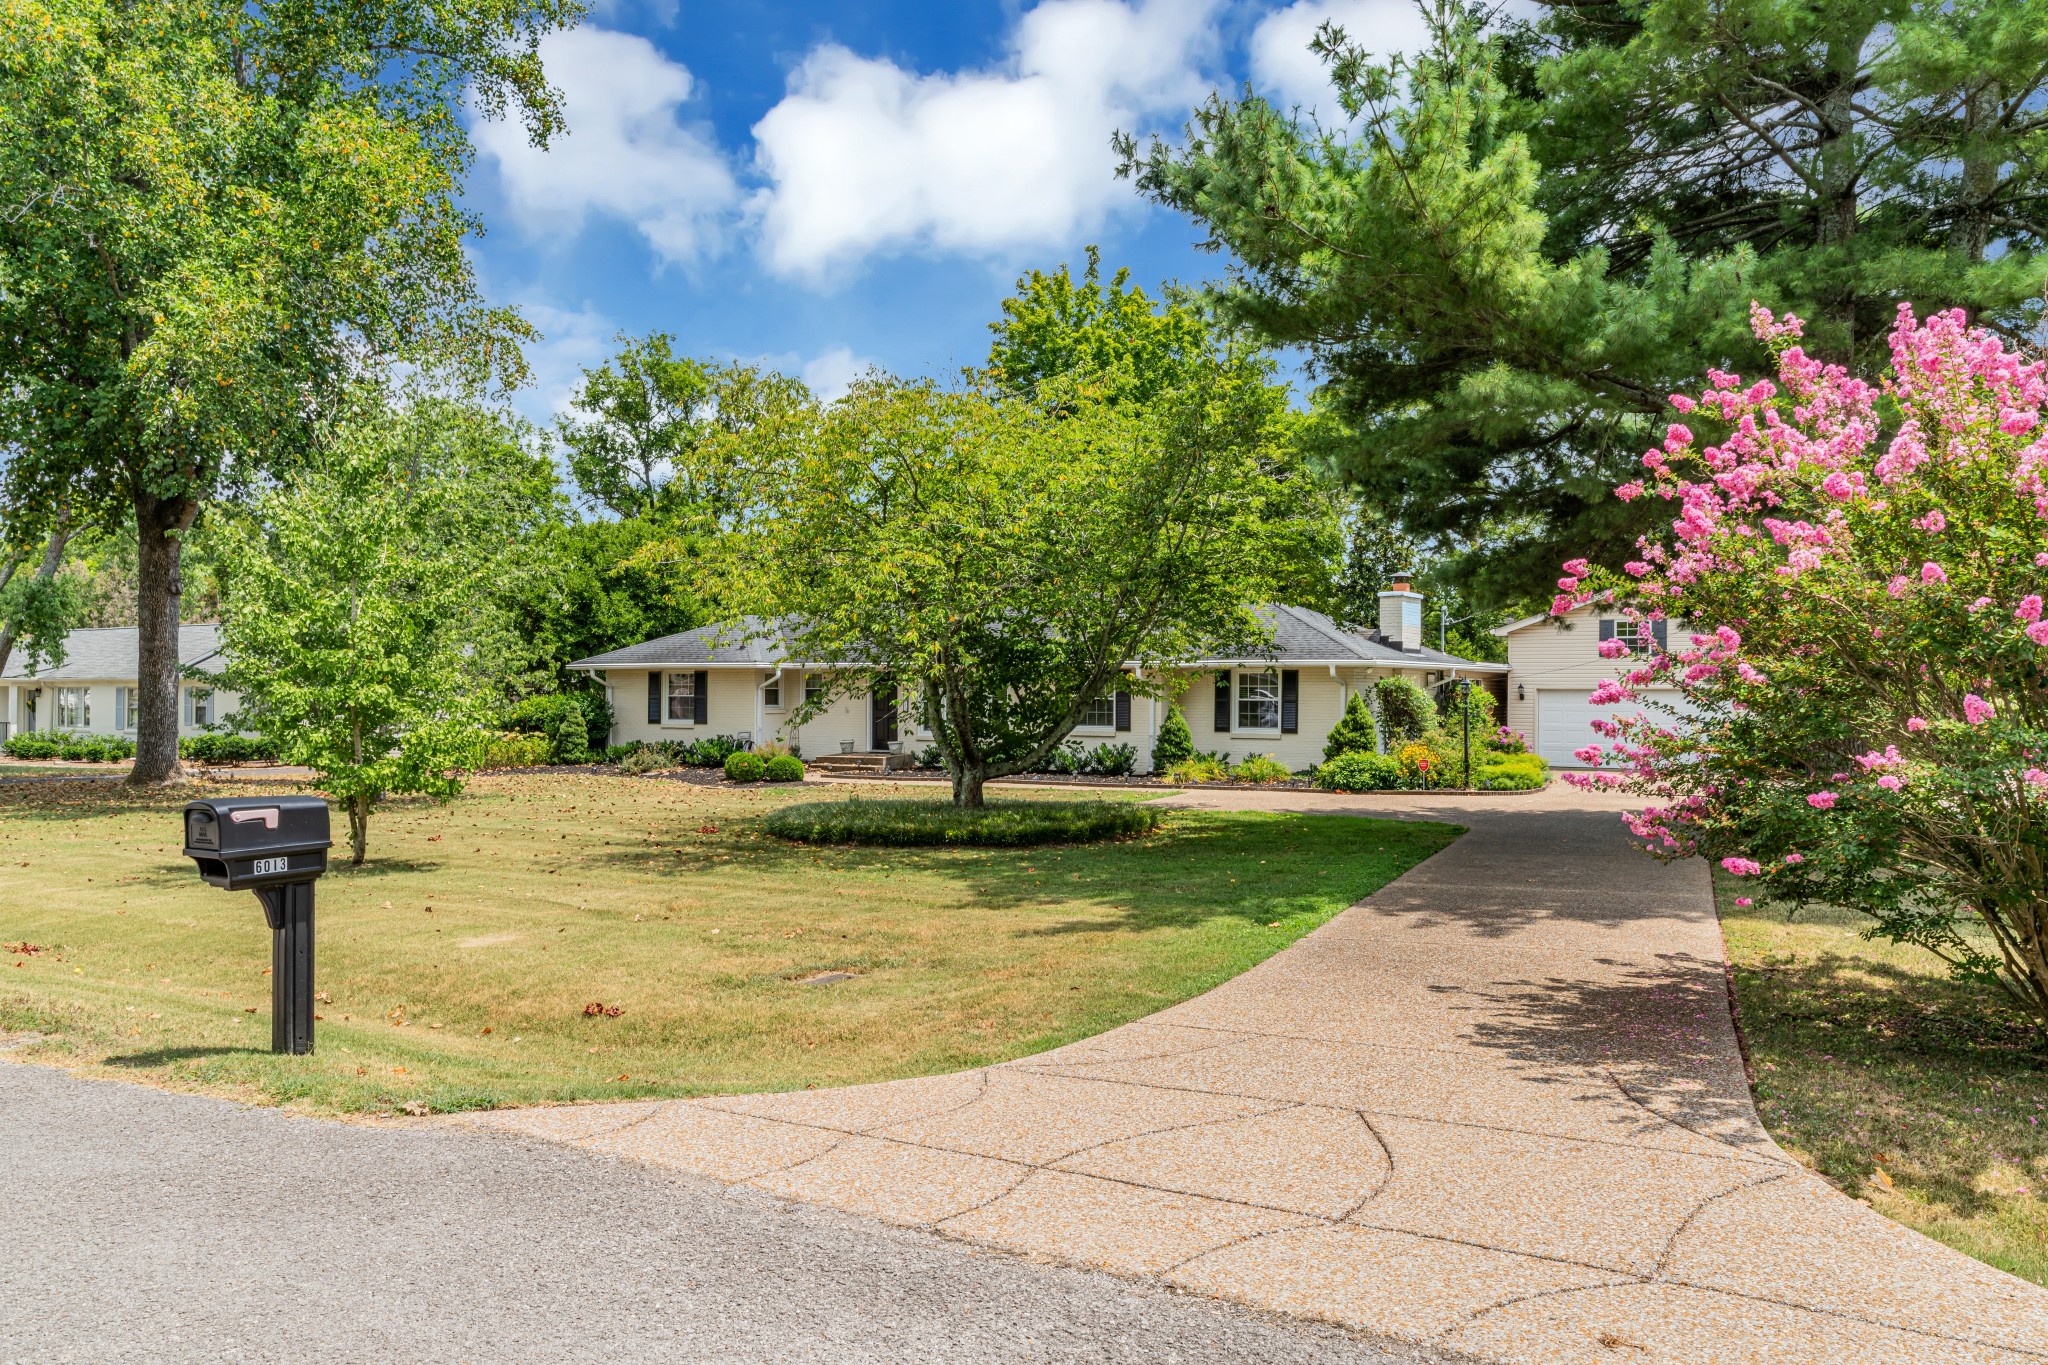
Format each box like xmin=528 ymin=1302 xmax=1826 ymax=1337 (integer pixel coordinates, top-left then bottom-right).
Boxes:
xmin=457 ymin=784 xmax=2048 ymax=1364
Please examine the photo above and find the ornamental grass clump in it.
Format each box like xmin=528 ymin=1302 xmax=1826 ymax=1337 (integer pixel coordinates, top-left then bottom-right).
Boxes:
xmin=1561 ymin=303 xmax=2048 ymax=1024
xmin=763 ymin=798 xmax=1160 ymax=848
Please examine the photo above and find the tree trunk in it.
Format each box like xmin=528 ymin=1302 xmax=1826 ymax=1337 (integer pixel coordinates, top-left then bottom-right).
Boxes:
xmin=953 ymin=763 xmax=987 ymax=809
xmin=1950 ymin=82 xmax=2000 ymax=265
xmin=129 ymin=493 xmax=197 ymax=785
xmin=1816 ymin=36 xmax=1864 ymax=348
xmin=349 ymin=793 xmax=369 ymax=866
xmin=0 ymin=518 xmax=72 ymax=679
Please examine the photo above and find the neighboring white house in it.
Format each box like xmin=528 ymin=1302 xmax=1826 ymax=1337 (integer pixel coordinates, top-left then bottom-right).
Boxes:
xmin=1493 ymin=603 xmax=1685 ymax=768
xmin=0 ymin=626 xmax=238 ymax=745
xmin=569 ymin=581 xmax=1506 ymax=773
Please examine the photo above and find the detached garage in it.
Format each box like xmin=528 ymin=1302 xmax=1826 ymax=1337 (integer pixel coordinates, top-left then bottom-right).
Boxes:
xmin=1495 ymin=603 xmax=1696 ymax=769
xmin=1533 ymin=688 xmax=1688 ymax=768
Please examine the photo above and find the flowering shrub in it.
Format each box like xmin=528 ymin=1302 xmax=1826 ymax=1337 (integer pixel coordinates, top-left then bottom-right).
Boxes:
xmin=1559 ymin=303 xmax=2048 ymax=1023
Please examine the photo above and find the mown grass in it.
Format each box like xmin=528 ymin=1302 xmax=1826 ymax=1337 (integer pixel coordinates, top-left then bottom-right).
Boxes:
xmin=1715 ymin=873 xmax=2048 ymax=1286
xmin=764 ymin=796 xmax=1160 ymax=847
xmin=0 ymin=773 xmax=1458 ymax=1117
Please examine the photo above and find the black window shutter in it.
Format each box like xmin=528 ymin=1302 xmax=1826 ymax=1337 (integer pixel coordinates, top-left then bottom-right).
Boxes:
xmin=1598 ymin=619 xmax=1616 ymax=642
xmin=693 ymin=670 xmax=709 ymax=724
xmin=1214 ymin=672 xmax=1232 ymax=732
xmin=1651 ymin=620 xmax=1668 ymax=650
xmin=647 ymin=671 xmax=661 ymax=724
xmin=1114 ymin=690 xmax=1131 ymax=732
xmin=1280 ymin=670 xmax=1299 ymax=734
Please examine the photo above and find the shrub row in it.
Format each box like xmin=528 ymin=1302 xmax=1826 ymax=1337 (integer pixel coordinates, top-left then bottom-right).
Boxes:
xmin=471 ymin=732 xmax=553 ymax=769
xmin=4 ymin=732 xmax=136 ymax=762
xmin=723 ymin=751 xmax=806 ymax=783
xmin=1163 ymin=752 xmax=1296 ymax=785
xmin=1313 ymin=747 xmax=1550 ymax=792
xmin=763 ymin=797 xmax=1159 ymax=847
xmin=180 ymin=734 xmax=281 ymax=765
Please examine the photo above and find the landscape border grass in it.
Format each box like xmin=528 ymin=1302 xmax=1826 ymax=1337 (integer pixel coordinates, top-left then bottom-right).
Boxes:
xmin=762 ymin=796 xmax=1160 ymax=847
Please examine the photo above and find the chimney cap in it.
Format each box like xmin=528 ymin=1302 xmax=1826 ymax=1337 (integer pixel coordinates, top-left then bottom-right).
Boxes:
xmin=1385 ymin=568 xmax=1415 ymax=591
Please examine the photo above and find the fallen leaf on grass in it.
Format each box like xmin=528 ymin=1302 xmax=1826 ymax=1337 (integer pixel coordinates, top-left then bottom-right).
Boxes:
xmin=1871 ymin=1167 xmax=1895 ymax=1191
xmin=4 ymin=943 xmax=44 ymax=956
xmin=583 ymin=1001 xmax=624 ymax=1017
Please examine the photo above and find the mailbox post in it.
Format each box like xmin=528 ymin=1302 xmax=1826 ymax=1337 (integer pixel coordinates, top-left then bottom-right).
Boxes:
xmin=182 ymin=796 xmax=332 ymax=1055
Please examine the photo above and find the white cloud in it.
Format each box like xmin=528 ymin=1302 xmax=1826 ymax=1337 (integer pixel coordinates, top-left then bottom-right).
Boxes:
xmin=511 ymin=300 xmax=619 ymax=427
xmin=749 ymin=0 xmax=1223 ymax=281
xmin=1248 ymin=0 xmax=1437 ymax=117
xmin=474 ymin=27 xmax=739 ymax=266
xmin=798 ymin=346 xmax=874 ymax=403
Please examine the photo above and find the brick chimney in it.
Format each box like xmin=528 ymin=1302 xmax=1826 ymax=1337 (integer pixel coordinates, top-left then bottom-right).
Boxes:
xmin=1378 ymin=570 xmax=1424 ymax=652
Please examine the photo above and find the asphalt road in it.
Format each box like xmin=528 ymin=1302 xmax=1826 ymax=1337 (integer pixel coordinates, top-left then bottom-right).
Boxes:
xmin=0 ymin=1059 xmax=1457 ymax=1364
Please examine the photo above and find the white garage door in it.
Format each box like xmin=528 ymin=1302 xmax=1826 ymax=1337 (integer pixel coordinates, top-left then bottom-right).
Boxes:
xmin=1536 ymin=689 xmax=1687 ymax=767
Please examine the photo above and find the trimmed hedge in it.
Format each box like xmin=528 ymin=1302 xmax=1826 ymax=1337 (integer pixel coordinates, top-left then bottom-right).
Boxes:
xmin=1315 ymin=751 xmax=1405 ymax=791
xmin=180 ymin=734 xmax=280 ymax=765
xmin=1314 ymin=748 xmax=1549 ymax=792
xmin=724 ymin=751 xmax=767 ymax=782
xmin=763 ymin=754 xmax=805 ymax=783
xmin=763 ymin=798 xmax=1161 ymax=847
xmin=5 ymin=732 xmax=137 ymax=762
xmin=1475 ymin=752 xmax=1550 ymax=791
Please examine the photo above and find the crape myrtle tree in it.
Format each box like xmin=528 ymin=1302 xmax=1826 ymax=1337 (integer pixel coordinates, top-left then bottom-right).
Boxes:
xmin=1565 ymin=304 xmax=2048 ymax=1025
xmin=1117 ymin=0 xmax=2048 ymax=605
xmin=0 ymin=0 xmax=578 ymax=783
xmin=218 ymin=395 xmax=559 ymax=864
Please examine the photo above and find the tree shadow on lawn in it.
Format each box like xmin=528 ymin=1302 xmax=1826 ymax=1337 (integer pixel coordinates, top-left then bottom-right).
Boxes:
xmin=577 ymin=808 xmax=1466 ymax=937
xmin=1729 ymin=947 xmax=2048 ymax=1216
xmin=106 ymin=1045 xmax=275 ymax=1067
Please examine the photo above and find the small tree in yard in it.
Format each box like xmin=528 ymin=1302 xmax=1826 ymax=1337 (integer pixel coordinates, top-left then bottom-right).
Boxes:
xmin=220 ymin=398 xmax=557 ymax=862
xmin=1564 ymin=303 xmax=2048 ymax=1025
xmin=700 ymin=367 xmax=1316 ymax=808
xmin=1151 ymin=708 xmax=1195 ymax=772
xmin=1323 ymin=692 xmax=1378 ymax=761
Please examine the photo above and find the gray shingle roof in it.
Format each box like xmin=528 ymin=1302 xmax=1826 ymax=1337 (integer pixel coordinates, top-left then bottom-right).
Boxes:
xmin=568 ymin=607 xmax=1504 ymax=674
xmin=1 ymin=625 xmax=225 ymax=682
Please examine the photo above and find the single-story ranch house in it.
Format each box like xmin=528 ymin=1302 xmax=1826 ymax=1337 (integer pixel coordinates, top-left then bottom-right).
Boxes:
xmin=1494 ymin=601 xmax=1685 ymax=768
xmin=0 ymin=625 xmax=237 ymax=745
xmin=570 ymin=581 xmax=1507 ymax=773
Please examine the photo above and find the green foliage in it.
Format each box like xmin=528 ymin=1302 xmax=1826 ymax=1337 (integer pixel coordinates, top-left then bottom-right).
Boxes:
xmin=1322 ymin=692 xmax=1379 ymax=761
xmin=0 ymin=0 xmax=577 ymax=779
xmin=501 ymin=695 xmax=591 ymax=765
xmin=1330 ymin=503 xmax=1416 ymax=632
xmin=763 ymin=798 xmax=1161 ymax=848
xmin=571 ymin=691 xmax=614 ymax=754
xmin=616 ymin=744 xmax=669 ymax=776
xmin=178 ymin=734 xmax=279 ymax=766
xmin=492 ymin=517 xmax=704 ymax=694
xmin=695 ymin=271 xmax=1330 ymax=807
xmin=1315 ymin=751 xmax=1405 ymax=791
xmin=988 ymin=246 xmax=1215 ymax=408
xmin=1036 ymin=741 xmax=1138 ymax=777
xmin=2 ymin=733 xmax=57 ymax=760
xmin=472 ymin=732 xmax=551 ymax=770
xmin=0 ymin=520 xmax=86 ymax=677
xmin=1233 ymin=753 xmax=1292 ymax=784
xmin=1474 ymin=752 xmax=1548 ymax=791
xmin=659 ymin=734 xmax=743 ymax=768
xmin=762 ymin=754 xmax=805 ymax=783
xmin=1374 ymin=677 xmax=1438 ymax=747
xmin=216 ymin=396 xmax=555 ymax=863
xmin=1438 ymin=683 xmax=1499 ymax=745
xmin=1150 ymin=706 xmax=1194 ymax=771
xmin=1165 ymin=754 xmax=1232 ymax=784
xmin=1121 ymin=2 xmax=2048 ymax=601
xmin=723 ymin=751 xmax=767 ymax=783
xmin=5 ymin=732 xmax=135 ymax=762
xmin=557 ymin=334 xmax=716 ymax=518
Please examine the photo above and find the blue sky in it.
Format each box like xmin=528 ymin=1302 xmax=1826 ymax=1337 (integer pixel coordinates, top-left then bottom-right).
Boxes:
xmin=463 ymin=0 xmax=1441 ymax=423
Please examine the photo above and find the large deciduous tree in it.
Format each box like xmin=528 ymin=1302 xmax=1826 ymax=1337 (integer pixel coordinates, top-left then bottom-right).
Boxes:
xmin=1118 ymin=0 xmax=2048 ymax=604
xmin=0 ymin=0 xmax=577 ymax=783
xmin=218 ymin=396 xmax=557 ymax=864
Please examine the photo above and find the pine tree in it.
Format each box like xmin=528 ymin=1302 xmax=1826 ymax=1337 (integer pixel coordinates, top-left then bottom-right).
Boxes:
xmin=1322 ymin=693 xmax=1379 ymax=761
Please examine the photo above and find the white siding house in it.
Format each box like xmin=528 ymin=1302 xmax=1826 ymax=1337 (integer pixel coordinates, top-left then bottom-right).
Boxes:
xmin=571 ymin=587 xmax=1506 ymax=773
xmin=0 ymin=626 xmax=239 ymax=745
xmin=1494 ymin=604 xmax=1686 ymax=768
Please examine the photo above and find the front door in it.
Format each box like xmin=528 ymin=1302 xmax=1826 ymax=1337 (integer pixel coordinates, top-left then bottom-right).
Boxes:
xmin=870 ymin=682 xmax=898 ymax=750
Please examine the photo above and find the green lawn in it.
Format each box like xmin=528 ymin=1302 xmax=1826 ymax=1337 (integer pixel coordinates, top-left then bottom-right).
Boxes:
xmin=1715 ymin=873 xmax=2048 ymax=1286
xmin=0 ymin=773 xmax=1457 ymax=1116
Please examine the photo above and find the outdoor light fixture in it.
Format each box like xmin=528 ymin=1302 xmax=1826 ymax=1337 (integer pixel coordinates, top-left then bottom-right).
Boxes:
xmin=1517 ymin=683 xmax=1526 ymax=701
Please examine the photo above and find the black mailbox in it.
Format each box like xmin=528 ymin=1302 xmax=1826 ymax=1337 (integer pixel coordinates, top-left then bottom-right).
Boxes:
xmin=184 ymin=796 xmax=332 ymax=893
xmin=182 ymin=796 xmax=331 ymax=1055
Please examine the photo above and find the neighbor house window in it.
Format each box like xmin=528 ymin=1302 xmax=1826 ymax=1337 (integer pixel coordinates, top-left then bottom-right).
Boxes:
xmin=763 ymin=677 xmax=782 ymax=708
xmin=116 ymin=687 xmax=137 ymax=730
xmin=1608 ymin=619 xmax=1651 ymax=653
xmin=805 ymin=675 xmax=825 ymax=706
xmin=1078 ymin=695 xmax=1116 ymax=728
xmin=666 ymin=672 xmax=696 ymax=722
xmin=1236 ymin=669 xmax=1281 ymax=731
xmin=56 ymin=687 xmax=89 ymax=729
xmin=183 ymin=687 xmax=211 ymax=726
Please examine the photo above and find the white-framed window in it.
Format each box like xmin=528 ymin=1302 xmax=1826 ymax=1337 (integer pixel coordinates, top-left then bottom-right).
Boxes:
xmin=183 ymin=687 xmax=211 ymax=727
xmin=1236 ymin=669 xmax=1281 ymax=732
xmin=1077 ymin=695 xmax=1116 ymax=728
xmin=804 ymin=675 xmax=825 ymax=706
xmin=1608 ymin=619 xmax=1652 ymax=653
xmin=762 ymin=676 xmax=782 ymax=709
xmin=56 ymin=687 xmax=89 ymax=729
xmin=665 ymin=672 xmax=695 ymax=723
xmin=115 ymin=686 xmax=138 ymax=730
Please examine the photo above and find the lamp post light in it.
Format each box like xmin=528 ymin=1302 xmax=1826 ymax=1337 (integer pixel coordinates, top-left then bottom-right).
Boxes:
xmin=1456 ymin=677 xmax=1473 ymax=789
